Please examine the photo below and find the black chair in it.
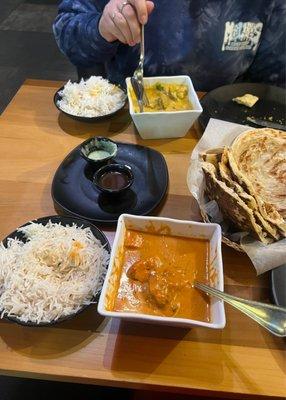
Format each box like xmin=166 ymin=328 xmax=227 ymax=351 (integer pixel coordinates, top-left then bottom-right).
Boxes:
xmin=77 ymin=64 xmax=106 ymax=81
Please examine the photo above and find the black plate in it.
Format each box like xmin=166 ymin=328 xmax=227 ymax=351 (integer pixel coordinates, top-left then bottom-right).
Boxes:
xmin=271 ymin=264 xmax=286 ymax=308
xmin=1 ymin=215 xmax=110 ymax=327
xmin=199 ymin=83 xmax=286 ymax=130
xmin=52 ymin=141 xmax=168 ymax=224
xmin=54 ymin=84 xmax=127 ymax=123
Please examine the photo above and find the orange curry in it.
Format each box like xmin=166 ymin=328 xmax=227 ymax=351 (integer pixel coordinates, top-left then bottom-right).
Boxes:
xmin=110 ymin=229 xmax=210 ymax=321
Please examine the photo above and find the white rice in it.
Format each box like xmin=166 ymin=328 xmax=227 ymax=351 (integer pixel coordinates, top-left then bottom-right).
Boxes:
xmin=57 ymin=76 xmax=126 ymax=117
xmin=0 ymin=221 xmax=110 ymax=324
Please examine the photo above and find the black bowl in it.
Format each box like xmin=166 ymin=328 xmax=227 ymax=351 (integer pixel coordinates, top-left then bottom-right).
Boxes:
xmin=93 ymin=163 xmax=134 ymax=195
xmin=199 ymin=82 xmax=286 ymax=130
xmin=80 ymin=136 xmax=118 ymax=168
xmin=0 ymin=215 xmax=110 ymax=327
xmin=54 ymin=81 xmax=127 ymax=123
xmin=271 ymin=264 xmax=286 ymax=307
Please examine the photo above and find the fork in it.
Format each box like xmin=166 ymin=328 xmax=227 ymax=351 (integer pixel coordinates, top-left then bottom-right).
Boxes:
xmin=133 ymin=25 xmax=149 ymax=111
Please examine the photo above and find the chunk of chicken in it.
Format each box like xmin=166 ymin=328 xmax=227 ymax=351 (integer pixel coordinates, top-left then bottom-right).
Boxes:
xmin=127 ymin=259 xmax=151 ymax=283
xmin=148 ymin=272 xmax=169 ymax=307
xmin=127 ymin=257 xmax=161 ymax=283
xmin=127 ymin=257 xmax=173 ymax=308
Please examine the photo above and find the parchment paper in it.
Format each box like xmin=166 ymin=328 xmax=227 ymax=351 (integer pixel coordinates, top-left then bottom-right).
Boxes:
xmin=187 ymin=118 xmax=286 ymax=274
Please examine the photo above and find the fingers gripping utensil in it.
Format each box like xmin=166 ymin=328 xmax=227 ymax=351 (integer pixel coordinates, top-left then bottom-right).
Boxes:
xmin=194 ymin=281 xmax=286 ymax=337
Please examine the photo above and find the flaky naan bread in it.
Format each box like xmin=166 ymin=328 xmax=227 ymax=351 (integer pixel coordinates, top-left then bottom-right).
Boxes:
xmin=230 ymin=128 xmax=286 ymax=218
xmin=219 ymin=148 xmax=257 ymax=210
xmin=199 ymin=148 xmax=223 ymax=168
xmin=200 ymin=128 xmax=286 ymax=243
xmin=218 ymin=148 xmax=280 ymax=240
xmin=227 ymin=148 xmax=286 ymax=236
xmin=202 ymin=162 xmax=272 ymax=244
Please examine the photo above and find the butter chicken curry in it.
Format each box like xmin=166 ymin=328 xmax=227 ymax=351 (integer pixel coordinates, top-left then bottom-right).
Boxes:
xmin=110 ymin=229 xmax=211 ymax=322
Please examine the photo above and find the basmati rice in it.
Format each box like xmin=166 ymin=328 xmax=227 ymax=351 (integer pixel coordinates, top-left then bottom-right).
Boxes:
xmin=0 ymin=221 xmax=110 ymax=324
xmin=57 ymin=76 xmax=126 ymax=117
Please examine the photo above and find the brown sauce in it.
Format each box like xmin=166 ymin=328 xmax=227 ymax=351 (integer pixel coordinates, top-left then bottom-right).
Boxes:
xmin=111 ymin=229 xmax=210 ymax=321
xmin=99 ymin=171 xmax=130 ymax=190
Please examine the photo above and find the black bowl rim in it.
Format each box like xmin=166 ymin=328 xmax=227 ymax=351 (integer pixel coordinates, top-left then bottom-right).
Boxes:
xmin=198 ymin=82 xmax=286 ymax=130
xmin=54 ymin=81 xmax=127 ymax=122
xmin=0 ymin=215 xmax=111 ymax=327
xmin=270 ymin=264 xmax=286 ymax=307
xmin=80 ymin=136 xmax=118 ymax=165
xmin=93 ymin=163 xmax=134 ymax=194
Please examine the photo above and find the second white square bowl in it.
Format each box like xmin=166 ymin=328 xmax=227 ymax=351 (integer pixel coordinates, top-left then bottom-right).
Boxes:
xmin=98 ymin=214 xmax=226 ymax=330
xmin=126 ymin=76 xmax=203 ymax=140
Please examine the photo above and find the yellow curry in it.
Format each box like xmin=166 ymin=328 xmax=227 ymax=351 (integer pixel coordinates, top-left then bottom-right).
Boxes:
xmin=130 ymin=82 xmax=192 ymax=112
xmin=110 ymin=229 xmax=210 ymax=321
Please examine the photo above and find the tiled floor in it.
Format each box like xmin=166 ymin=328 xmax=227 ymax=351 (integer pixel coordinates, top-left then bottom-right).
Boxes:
xmin=0 ymin=0 xmax=76 ymax=114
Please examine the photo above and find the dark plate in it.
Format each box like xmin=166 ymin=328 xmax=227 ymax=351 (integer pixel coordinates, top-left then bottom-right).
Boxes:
xmin=271 ymin=264 xmax=286 ymax=308
xmin=1 ymin=215 xmax=110 ymax=327
xmin=199 ymin=83 xmax=286 ymax=130
xmin=52 ymin=141 xmax=169 ymax=224
xmin=54 ymin=84 xmax=127 ymax=123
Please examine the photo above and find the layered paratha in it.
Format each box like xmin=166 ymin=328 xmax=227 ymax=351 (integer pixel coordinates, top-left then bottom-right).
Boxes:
xmin=200 ymin=128 xmax=286 ymax=244
xmin=218 ymin=149 xmax=280 ymax=240
xmin=231 ymin=128 xmax=286 ymax=218
xmin=202 ymin=162 xmax=271 ymax=244
xmin=227 ymin=146 xmax=286 ymax=236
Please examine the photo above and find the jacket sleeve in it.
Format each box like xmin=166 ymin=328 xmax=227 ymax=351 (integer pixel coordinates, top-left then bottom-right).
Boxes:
xmin=53 ymin=0 xmax=119 ymax=67
xmin=242 ymin=0 xmax=286 ymax=88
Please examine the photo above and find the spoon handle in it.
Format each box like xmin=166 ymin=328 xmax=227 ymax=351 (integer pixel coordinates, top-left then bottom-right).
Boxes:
xmin=140 ymin=24 xmax=144 ymax=68
xmin=130 ymin=77 xmax=144 ymax=112
xmin=194 ymin=281 xmax=286 ymax=337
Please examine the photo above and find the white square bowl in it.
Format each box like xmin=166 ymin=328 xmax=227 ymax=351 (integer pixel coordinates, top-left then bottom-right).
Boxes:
xmin=98 ymin=214 xmax=226 ymax=329
xmin=126 ymin=76 xmax=203 ymax=140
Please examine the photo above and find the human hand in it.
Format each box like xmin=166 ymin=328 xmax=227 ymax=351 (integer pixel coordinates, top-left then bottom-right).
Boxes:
xmin=99 ymin=0 xmax=154 ymax=46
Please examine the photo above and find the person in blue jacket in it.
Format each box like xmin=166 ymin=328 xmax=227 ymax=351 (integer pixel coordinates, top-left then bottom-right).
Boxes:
xmin=53 ymin=0 xmax=286 ymax=91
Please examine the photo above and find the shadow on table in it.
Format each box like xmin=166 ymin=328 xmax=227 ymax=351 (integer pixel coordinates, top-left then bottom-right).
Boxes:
xmin=102 ymin=301 xmax=285 ymax=368
xmin=103 ymin=317 xmax=285 ymax=391
xmin=0 ymin=305 xmax=108 ymax=359
xmin=130 ymin=119 xmax=200 ymax=149
xmin=103 ymin=319 xmax=224 ymax=385
xmin=56 ymin=109 xmax=131 ymax=139
xmin=263 ymin=333 xmax=286 ymax=375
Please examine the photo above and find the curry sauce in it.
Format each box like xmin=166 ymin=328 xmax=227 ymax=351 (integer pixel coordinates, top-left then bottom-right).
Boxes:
xmin=130 ymin=82 xmax=192 ymax=113
xmin=111 ymin=229 xmax=210 ymax=321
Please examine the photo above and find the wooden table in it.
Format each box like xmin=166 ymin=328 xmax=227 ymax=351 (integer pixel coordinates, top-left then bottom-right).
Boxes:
xmin=0 ymin=80 xmax=285 ymax=399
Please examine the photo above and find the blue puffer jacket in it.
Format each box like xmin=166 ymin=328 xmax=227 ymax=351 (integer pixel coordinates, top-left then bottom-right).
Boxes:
xmin=53 ymin=0 xmax=286 ymax=91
